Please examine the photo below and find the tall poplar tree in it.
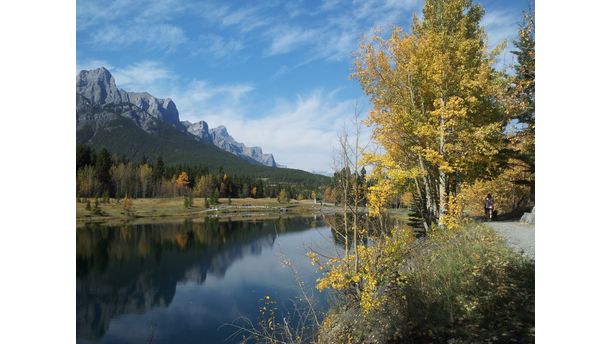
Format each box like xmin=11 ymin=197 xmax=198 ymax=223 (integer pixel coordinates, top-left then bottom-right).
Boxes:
xmin=354 ymin=0 xmax=510 ymax=229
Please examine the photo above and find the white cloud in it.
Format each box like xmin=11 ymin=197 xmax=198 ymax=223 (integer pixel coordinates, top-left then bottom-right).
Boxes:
xmin=267 ymin=28 xmax=320 ymax=56
xmin=111 ymin=61 xmax=175 ymax=93
xmin=263 ymin=0 xmax=420 ymax=61
xmin=191 ymin=34 xmax=246 ymax=59
xmin=221 ymin=7 xmax=269 ymax=32
xmin=77 ymin=0 xmax=190 ymax=29
xmin=199 ymin=91 xmax=368 ymax=172
xmin=482 ymin=9 xmax=521 ymax=70
xmin=76 ymin=59 xmax=112 ymax=74
xmin=91 ymin=24 xmax=187 ymax=51
xmin=168 ymin=80 xmax=254 ymax=121
xmin=76 ymin=57 xmax=366 ymax=171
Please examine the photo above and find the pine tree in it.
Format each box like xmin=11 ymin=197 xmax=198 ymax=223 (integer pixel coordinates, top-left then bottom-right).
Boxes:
xmin=95 ymin=149 xmax=112 ymax=196
xmin=510 ymin=9 xmax=535 ymax=205
xmin=153 ymin=156 xmax=165 ymax=181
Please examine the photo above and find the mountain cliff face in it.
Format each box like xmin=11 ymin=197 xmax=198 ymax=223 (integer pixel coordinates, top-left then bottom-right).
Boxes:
xmin=76 ymin=67 xmax=277 ymax=167
xmin=182 ymin=120 xmax=212 ymax=143
xmin=77 ymin=67 xmax=181 ymax=127
xmin=210 ymin=126 xmax=276 ymax=167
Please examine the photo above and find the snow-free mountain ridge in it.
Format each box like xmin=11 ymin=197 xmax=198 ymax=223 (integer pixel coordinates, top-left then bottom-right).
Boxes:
xmin=76 ymin=67 xmax=277 ymax=167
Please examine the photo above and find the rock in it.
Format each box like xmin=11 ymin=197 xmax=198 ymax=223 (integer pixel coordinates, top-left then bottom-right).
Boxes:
xmin=520 ymin=206 xmax=535 ymax=224
xmin=76 ymin=67 xmax=125 ymax=105
xmin=210 ymin=126 xmax=277 ymax=167
xmin=184 ymin=120 xmax=212 ymax=143
xmin=77 ymin=67 xmax=279 ymax=167
xmin=77 ymin=67 xmax=180 ymax=128
xmin=124 ymin=92 xmax=180 ymax=126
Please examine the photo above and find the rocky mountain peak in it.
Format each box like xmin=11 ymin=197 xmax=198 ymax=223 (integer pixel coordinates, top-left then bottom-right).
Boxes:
xmin=76 ymin=67 xmax=180 ymax=126
xmin=76 ymin=67 xmax=125 ymax=105
xmin=76 ymin=67 xmax=278 ymax=168
xmin=184 ymin=120 xmax=212 ymax=143
xmin=210 ymin=126 xmax=277 ymax=167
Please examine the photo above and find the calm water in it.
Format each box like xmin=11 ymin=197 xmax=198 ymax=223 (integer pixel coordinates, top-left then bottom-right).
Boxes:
xmin=76 ymin=216 xmax=339 ymax=344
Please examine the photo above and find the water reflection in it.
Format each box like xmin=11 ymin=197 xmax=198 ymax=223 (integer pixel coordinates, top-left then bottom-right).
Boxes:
xmin=76 ymin=216 xmax=330 ymax=343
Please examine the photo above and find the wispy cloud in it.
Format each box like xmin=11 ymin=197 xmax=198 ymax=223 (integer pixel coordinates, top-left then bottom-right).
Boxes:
xmin=77 ymin=0 xmax=190 ymax=29
xmin=111 ymin=61 xmax=175 ymax=93
xmin=199 ymin=91 xmax=368 ymax=171
xmin=76 ymin=59 xmax=113 ymax=74
xmin=191 ymin=34 xmax=246 ymax=59
xmin=220 ymin=6 xmax=269 ymax=32
xmin=79 ymin=0 xmax=192 ymax=52
xmin=267 ymin=28 xmax=320 ymax=56
xmin=482 ymin=9 xmax=521 ymax=70
xmin=262 ymin=0 xmax=420 ymax=61
xmin=84 ymin=59 xmax=359 ymax=171
xmin=90 ymin=24 xmax=187 ymax=51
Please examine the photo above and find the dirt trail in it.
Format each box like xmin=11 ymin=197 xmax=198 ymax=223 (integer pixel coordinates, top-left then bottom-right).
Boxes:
xmin=484 ymin=221 xmax=535 ymax=260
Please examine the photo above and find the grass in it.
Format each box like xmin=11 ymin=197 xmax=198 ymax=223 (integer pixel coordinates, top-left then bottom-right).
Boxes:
xmin=76 ymin=197 xmax=341 ymax=226
xmin=317 ymin=222 xmax=535 ymax=343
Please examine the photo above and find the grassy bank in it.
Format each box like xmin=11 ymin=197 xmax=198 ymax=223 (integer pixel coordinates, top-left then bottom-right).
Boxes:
xmin=317 ymin=222 xmax=535 ymax=343
xmin=76 ymin=197 xmax=341 ymax=225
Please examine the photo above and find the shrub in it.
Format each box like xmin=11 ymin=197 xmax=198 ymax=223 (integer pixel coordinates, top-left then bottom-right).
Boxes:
xmin=277 ymin=189 xmax=289 ymax=203
xmin=316 ymin=223 xmax=535 ymax=343
xmin=184 ymin=195 xmax=193 ymax=208
xmin=102 ymin=192 xmax=110 ymax=204
xmin=121 ymin=195 xmax=134 ymax=216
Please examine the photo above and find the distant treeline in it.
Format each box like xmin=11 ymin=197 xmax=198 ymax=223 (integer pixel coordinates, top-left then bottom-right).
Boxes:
xmin=76 ymin=144 xmax=330 ymax=200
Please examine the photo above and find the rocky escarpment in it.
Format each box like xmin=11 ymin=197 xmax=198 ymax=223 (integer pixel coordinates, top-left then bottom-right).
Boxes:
xmin=77 ymin=67 xmax=181 ymax=127
xmin=76 ymin=67 xmax=278 ymax=167
xmin=182 ymin=120 xmax=212 ymax=143
xmin=210 ymin=126 xmax=276 ymax=167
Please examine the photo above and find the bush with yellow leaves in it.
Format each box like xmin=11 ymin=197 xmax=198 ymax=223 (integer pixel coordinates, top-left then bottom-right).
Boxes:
xmin=308 ymin=226 xmax=414 ymax=316
xmin=458 ymin=161 xmax=531 ymax=217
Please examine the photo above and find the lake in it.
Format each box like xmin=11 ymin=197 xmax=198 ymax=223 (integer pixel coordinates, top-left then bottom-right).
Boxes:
xmin=76 ymin=216 xmax=340 ymax=344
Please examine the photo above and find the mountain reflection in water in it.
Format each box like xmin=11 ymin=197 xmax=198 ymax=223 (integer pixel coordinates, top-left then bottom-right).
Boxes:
xmin=76 ymin=216 xmax=333 ymax=344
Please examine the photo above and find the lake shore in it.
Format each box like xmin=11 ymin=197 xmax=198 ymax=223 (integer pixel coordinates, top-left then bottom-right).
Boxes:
xmin=76 ymin=197 xmax=343 ymax=226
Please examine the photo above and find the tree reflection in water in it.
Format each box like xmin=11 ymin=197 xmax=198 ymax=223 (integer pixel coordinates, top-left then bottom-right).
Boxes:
xmin=76 ymin=216 xmax=329 ymax=342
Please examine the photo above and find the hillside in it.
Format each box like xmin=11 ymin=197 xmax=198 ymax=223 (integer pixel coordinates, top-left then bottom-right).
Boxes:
xmin=77 ymin=113 xmax=328 ymax=183
xmin=76 ymin=68 xmax=329 ymax=185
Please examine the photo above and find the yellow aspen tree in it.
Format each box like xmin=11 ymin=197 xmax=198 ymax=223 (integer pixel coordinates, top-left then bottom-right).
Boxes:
xmin=354 ymin=0 xmax=511 ymax=229
xmin=176 ymin=171 xmax=190 ymax=190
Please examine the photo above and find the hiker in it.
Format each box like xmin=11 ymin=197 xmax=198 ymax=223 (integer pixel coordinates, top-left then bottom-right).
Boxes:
xmin=484 ymin=193 xmax=495 ymax=221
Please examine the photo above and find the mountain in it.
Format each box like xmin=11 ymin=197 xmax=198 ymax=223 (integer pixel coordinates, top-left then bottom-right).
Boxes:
xmin=210 ymin=126 xmax=277 ymax=167
xmin=76 ymin=67 xmax=276 ymax=166
xmin=76 ymin=67 xmax=181 ymax=127
xmin=76 ymin=67 xmax=325 ymax=183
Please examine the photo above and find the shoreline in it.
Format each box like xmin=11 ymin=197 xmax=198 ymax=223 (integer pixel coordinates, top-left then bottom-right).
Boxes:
xmin=76 ymin=197 xmax=343 ymax=227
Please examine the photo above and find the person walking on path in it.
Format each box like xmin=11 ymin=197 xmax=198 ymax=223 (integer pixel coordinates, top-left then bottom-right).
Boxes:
xmin=484 ymin=193 xmax=495 ymax=221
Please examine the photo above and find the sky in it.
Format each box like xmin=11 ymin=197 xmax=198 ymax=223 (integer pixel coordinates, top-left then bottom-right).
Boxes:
xmin=77 ymin=0 xmax=531 ymax=172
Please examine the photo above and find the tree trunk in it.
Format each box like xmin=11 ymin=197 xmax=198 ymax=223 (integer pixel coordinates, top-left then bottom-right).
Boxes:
xmin=438 ymin=98 xmax=447 ymax=222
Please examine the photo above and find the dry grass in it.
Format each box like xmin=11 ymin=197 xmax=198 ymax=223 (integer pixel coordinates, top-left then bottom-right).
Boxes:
xmin=76 ymin=197 xmax=337 ymax=226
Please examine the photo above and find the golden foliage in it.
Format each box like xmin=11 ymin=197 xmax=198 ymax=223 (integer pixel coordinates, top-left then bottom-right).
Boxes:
xmin=458 ymin=161 xmax=531 ymax=217
xmin=176 ymin=171 xmax=190 ymax=188
xmin=309 ymin=226 xmax=414 ymax=315
xmin=353 ymin=0 xmax=511 ymax=223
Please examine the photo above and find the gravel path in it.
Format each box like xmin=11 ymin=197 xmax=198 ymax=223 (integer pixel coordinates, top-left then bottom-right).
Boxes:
xmin=484 ymin=221 xmax=535 ymax=260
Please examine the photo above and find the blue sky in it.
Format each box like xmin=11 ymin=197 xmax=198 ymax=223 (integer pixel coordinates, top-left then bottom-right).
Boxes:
xmin=77 ymin=0 xmax=531 ymax=172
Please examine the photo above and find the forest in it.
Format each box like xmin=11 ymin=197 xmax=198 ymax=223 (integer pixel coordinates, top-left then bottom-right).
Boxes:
xmin=76 ymin=144 xmax=329 ymax=202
